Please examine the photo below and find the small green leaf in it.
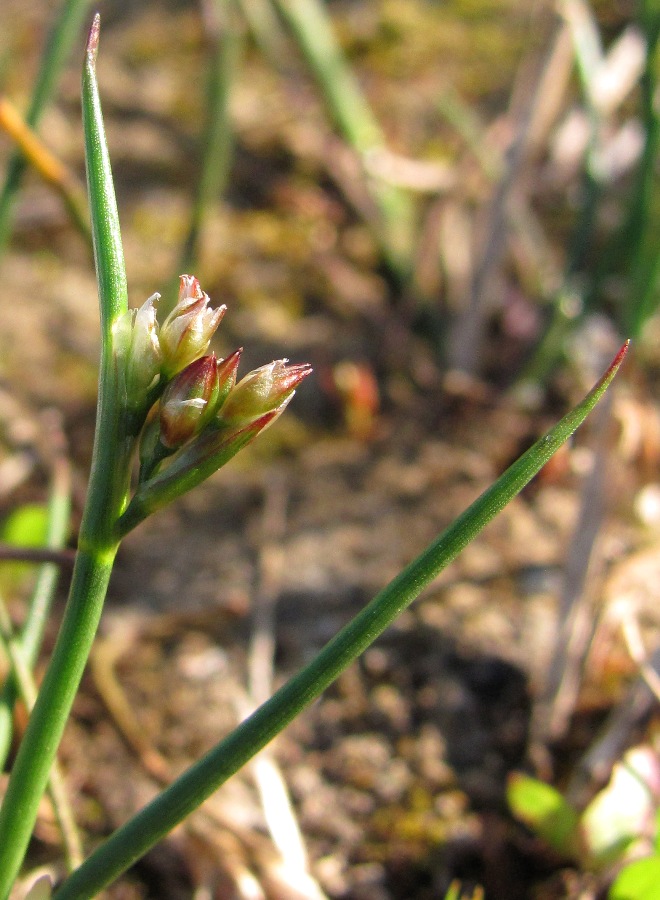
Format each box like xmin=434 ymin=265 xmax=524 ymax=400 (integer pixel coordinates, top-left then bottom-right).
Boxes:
xmin=507 ymin=773 xmax=580 ymax=857
xmin=609 ymin=855 xmax=660 ymax=900
xmin=2 ymin=504 xmax=49 ymax=547
xmin=0 ymin=504 xmax=49 ymax=587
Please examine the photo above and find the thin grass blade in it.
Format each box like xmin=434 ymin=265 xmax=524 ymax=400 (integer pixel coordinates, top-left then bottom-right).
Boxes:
xmin=269 ymin=0 xmax=415 ymax=276
xmin=0 ymin=424 xmax=71 ymax=770
xmin=0 ymin=0 xmax=93 ymax=258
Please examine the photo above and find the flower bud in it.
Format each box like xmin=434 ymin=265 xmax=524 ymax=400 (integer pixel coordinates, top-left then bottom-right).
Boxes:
xmin=218 ymin=359 xmax=312 ymax=430
xmin=214 ymin=347 xmax=242 ymax=409
xmin=160 ymin=275 xmax=225 ymax=378
xmin=159 ymin=355 xmax=221 ymax=450
xmin=114 ymin=293 xmax=162 ymax=408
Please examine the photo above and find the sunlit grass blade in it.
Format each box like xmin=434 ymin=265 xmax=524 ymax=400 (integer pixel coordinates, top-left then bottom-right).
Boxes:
xmin=268 ymin=0 xmax=416 ymax=277
xmin=0 ymin=0 xmax=93 ymax=258
xmin=621 ymin=1 xmax=659 ymax=338
xmin=521 ymin=4 xmax=654 ymax=385
xmin=235 ymin=0 xmax=288 ymax=65
xmin=0 ymin=427 xmax=72 ymax=770
xmin=178 ymin=0 xmax=242 ymax=283
xmin=0 ymin=597 xmax=83 ymax=872
xmin=444 ymin=882 xmax=484 ymax=900
xmin=516 ymin=5 xmax=610 ymax=387
xmin=52 ymin=341 xmax=629 ymax=898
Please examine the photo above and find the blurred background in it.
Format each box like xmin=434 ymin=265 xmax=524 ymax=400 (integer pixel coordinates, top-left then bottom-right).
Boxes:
xmin=0 ymin=1 xmax=658 ymax=897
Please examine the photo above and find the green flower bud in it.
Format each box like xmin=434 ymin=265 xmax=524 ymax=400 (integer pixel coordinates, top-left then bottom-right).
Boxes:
xmin=113 ymin=293 xmax=162 ymax=425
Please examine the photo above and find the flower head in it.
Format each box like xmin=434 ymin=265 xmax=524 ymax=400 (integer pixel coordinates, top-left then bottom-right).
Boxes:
xmin=111 ymin=274 xmax=312 ymax=534
xmin=160 ymin=275 xmax=225 ymax=378
xmin=119 ymin=355 xmax=312 ymax=534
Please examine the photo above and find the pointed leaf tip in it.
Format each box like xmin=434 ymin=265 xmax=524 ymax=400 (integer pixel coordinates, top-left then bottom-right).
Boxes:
xmin=612 ymin=339 xmax=631 ymax=372
xmin=598 ymin=339 xmax=630 ymax=389
xmin=86 ymin=13 xmax=101 ymax=62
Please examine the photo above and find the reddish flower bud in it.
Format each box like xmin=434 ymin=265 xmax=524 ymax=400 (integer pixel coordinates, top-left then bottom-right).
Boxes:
xmin=160 ymin=275 xmax=225 ymax=378
xmin=218 ymin=359 xmax=312 ymax=429
xmin=159 ymin=355 xmax=221 ymax=449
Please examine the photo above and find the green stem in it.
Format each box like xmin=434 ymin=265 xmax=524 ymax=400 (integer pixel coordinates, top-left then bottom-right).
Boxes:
xmin=0 ymin=550 xmax=115 ymax=895
xmin=0 ymin=16 xmax=130 ymax=894
xmin=54 ymin=342 xmax=628 ymax=898
xmin=0 ymin=594 xmax=83 ymax=871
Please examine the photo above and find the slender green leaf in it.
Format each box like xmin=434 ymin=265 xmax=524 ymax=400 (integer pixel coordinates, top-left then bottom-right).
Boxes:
xmin=82 ymin=13 xmax=128 ymax=332
xmin=0 ymin=448 xmax=71 ymax=770
xmin=0 ymin=0 xmax=93 ymax=257
xmin=80 ymin=11 xmax=132 ymax=545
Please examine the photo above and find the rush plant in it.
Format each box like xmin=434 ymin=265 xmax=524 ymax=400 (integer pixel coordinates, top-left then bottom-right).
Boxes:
xmin=0 ymin=15 xmax=629 ymax=898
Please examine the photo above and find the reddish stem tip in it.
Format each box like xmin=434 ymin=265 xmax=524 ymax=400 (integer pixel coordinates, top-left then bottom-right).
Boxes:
xmin=86 ymin=13 xmax=101 ymax=62
xmin=594 ymin=339 xmax=631 ymax=394
xmin=611 ymin=339 xmax=631 ymax=374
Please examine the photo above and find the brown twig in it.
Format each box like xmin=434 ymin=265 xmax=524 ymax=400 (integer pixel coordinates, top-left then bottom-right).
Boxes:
xmin=0 ymin=545 xmax=75 ymax=567
xmin=90 ymin=632 xmax=172 ymax=784
xmin=621 ymin=614 xmax=660 ymax=705
xmin=447 ymin=13 xmax=566 ymax=373
xmin=240 ymin=470 xmax=328 ymax=899
xmin=0 ymin=95 xmax=91 ymax=244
